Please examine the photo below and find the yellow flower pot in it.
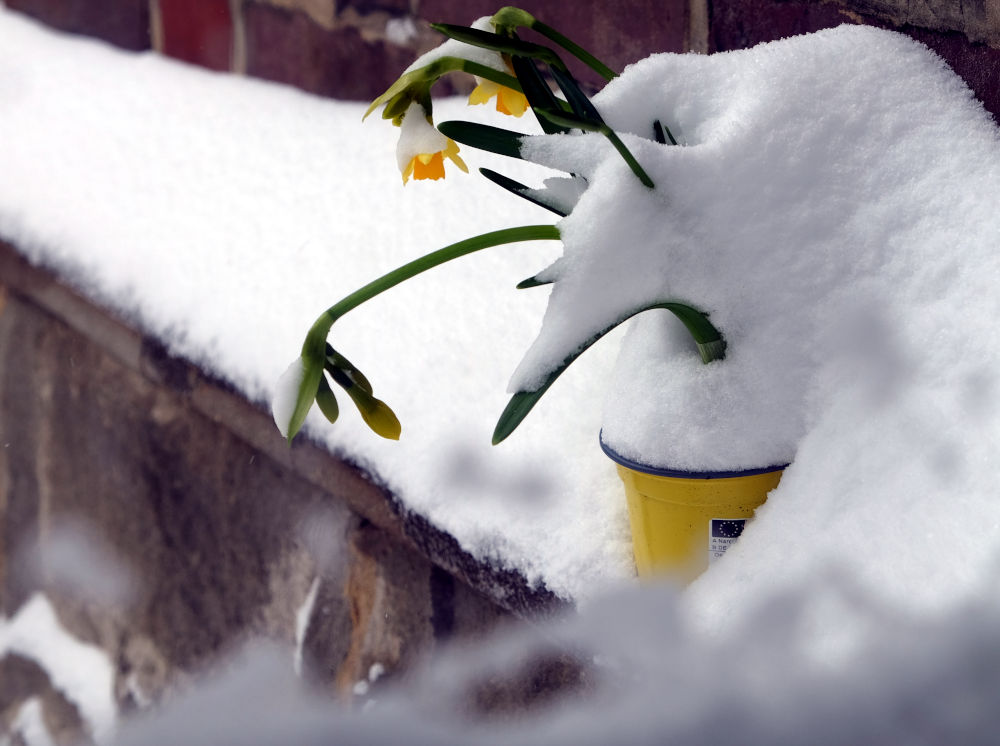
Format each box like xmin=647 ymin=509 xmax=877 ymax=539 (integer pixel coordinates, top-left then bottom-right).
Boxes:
xmin=601 ymin=437 xmax=785 ymax=583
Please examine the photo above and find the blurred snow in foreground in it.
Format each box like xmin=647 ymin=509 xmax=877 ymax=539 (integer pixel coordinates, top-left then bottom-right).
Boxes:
xmin=12 ymin=568 xmax=996 ymax=745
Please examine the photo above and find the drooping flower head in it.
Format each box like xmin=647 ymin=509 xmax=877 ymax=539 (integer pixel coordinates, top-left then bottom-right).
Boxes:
xmin=396 ymin=102 xmax=469 ymax=184
xmin=468 ymin=74 xmax=529 ymax=117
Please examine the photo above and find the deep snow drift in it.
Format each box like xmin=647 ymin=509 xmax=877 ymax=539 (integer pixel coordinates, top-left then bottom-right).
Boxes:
xmin=509 ymin=25 xmax=1000 ymax=622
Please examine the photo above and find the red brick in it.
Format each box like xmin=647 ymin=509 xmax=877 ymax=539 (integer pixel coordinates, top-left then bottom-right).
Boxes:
xmin=159 ymin=0 xmax=234 ymax=71
xmin=6 ymin=0 xmax=150 ymax=51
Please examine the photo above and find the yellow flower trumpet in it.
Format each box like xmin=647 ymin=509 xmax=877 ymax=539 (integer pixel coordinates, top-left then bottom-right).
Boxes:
xmin=396 ymin=103 xmax=469 ymax=184
xmin=468 ymin=76 xmax=529 ymax=117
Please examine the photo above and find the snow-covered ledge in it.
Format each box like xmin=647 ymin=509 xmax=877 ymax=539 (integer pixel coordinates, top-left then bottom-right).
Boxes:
xmin=0 ymin=237 xmax=566 ymax=725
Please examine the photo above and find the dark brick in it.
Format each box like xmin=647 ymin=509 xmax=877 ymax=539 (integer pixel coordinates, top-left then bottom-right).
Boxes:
xmin=244 ymin=2 xmax=419 ymax=99
xmin=6 ymin=0 xmax=150 ymax=51
xmin=340 ymin=0 xmax=411 ymax=13
xmin=159 ymin=0 xmax=233 ymax=71
xmin=709 ymin=1 xmax=1000 ymax=123
xmin=902 ymin=26 xmax=1000 ymax=123
xmin=708 ymin=0 xmax=853 ymax=52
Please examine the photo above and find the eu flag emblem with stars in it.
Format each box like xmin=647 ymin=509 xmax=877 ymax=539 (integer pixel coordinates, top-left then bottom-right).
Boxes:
xmin=711 ymin=519 xmax=745 ymax=539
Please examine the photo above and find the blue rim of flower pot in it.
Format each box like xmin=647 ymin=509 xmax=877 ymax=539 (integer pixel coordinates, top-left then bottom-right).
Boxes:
xmin=599 ymin=431 xmax=788 ymax=479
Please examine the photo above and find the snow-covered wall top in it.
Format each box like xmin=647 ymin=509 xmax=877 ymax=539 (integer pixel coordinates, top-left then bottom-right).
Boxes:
xmin=3 ymin=8 xmax=1000 ymax=643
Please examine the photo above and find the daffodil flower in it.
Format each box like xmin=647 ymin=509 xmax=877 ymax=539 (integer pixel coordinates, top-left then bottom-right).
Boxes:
xmin=396 ymin=103 xmax=469 ymax=184
xmin=468 ymin=76 xmax=529 ymax=117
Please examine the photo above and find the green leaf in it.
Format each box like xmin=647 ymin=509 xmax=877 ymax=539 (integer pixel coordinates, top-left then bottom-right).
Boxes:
xmin=491 ymin=6 xmax=536 ymax=32
xmin=653 ymin=119 xmax=678 ymax=146
xmin=430 ymin=23 xmax=565 ymax=70
xmin=347 ymin=386 xmax=401 ymax=440
xmin=364 ymin=58 xmax=521 ymax=124
xmin=326 ymin=344 xmax=373 ymax=394
xmin=509 ymin=55 xmax=567 ymax=134
xmin=536 ymin=109 xmax=655 ymax=189
xmin=456 ymin=60 xmax=522 ymax=92
xmin=489 ymin=7 xmax=617 ymax=80
xmin=529 ymin=17 xmax=616 ymax=81
xmin=327 ymin=365 xmax=401 ymax=440
xmin=436 ymin=121 xmax=524 ymax=159
xmin=364 ymin=70 xmax=415 ymax=120
xmin=535 ymin=107 xmax=603 ymax=132
xmin=549 ymin=66 xmax=603 ymax=123
xmin=315 ymin=376 xmax=340 ymax=424
xmin=492 ymin=301 xmax=724 ymax=443
xmin=285 ymin=356 xmax=324 ymax=443
xmin=516 ymin=274 xmax=553 ymax=289
xmin=493 ymin=384 xmax=554 ymax=445
xmin=478 ymin=168 xmax=568 ymax=216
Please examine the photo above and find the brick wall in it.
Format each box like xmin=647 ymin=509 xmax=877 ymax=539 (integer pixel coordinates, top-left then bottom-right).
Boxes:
xmin=5 ymin=0 xmax=999 ymax=116
xmin=708 ymin=0 xmax=1000 ymax=122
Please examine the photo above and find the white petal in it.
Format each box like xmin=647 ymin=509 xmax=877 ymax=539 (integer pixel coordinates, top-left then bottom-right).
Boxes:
xmin=272 ymin=357 xmax=306 ymax=438
xmin=395 ymin=103 xmax=449 ymax=172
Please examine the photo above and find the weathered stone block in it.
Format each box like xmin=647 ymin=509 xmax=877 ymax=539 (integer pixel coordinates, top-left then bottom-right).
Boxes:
xmin=5 ymin=0 xmax=150 ymax=51
xmin=708 ymin=0 xmax=851 ymax=52
xmin=243 ymin=2 xmax=420 ymax=99
xmin=253 ymin=0 xmax=337 ymax=29
xmin=0 ymin=283 xmax=334 ymax=686
xmin=834 ymin=0 xmax=1000 ymax=47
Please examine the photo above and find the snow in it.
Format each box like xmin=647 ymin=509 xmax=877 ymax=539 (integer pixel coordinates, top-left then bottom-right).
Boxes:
xmin=292 ymin=577 xmax=320 ymax=677
xmin=110 ymin=575 xmax=1000 ymax=744
xmin=0 ymin=593 xmax=117 ymax=743
xmin=4 ymin=6 xmax=1000 ymax=741
xmin=511 ymin=25 xmax=1000 ymax=618
xmin=271 ymin=357 xmax=306 ymax=440
xmin=403 ymin=16 xmax=508 ymax=76
xmin=0 ymin=7 xmax=629 ymax=599
xmin=7 ymin=698 xmax=56 ymax=746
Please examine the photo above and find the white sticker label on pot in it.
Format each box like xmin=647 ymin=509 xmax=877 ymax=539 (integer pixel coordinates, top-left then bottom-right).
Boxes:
xmin=709 ymin=519 xmax=746 ymax=563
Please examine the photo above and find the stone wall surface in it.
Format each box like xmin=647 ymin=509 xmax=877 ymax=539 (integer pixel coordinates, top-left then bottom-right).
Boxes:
xmin=0 ymin=241 xmax=566 ymax=744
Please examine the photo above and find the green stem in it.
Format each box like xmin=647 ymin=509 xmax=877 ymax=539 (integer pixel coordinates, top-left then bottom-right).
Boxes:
xmin=366 ymin=57 xmax=522 ymax=121
xmin=302 ymin=225 xmax=561 ymax=358
xmin=530 ymin=19 xmax=616 ymax=81
xmin=492 ymin=301 xmax=724 ymax=444
xmin=490 ymin=7 xmax=617 ymax=80
xmin=446 ymin=59 xmax=521 ymax=92
xmin=535 ymin=108 xmax=655 ymax=189
xmin=601 ymin=128 xmax=655 ymax=189
xmin=431 ymin=23 xmax=567 ymax=71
